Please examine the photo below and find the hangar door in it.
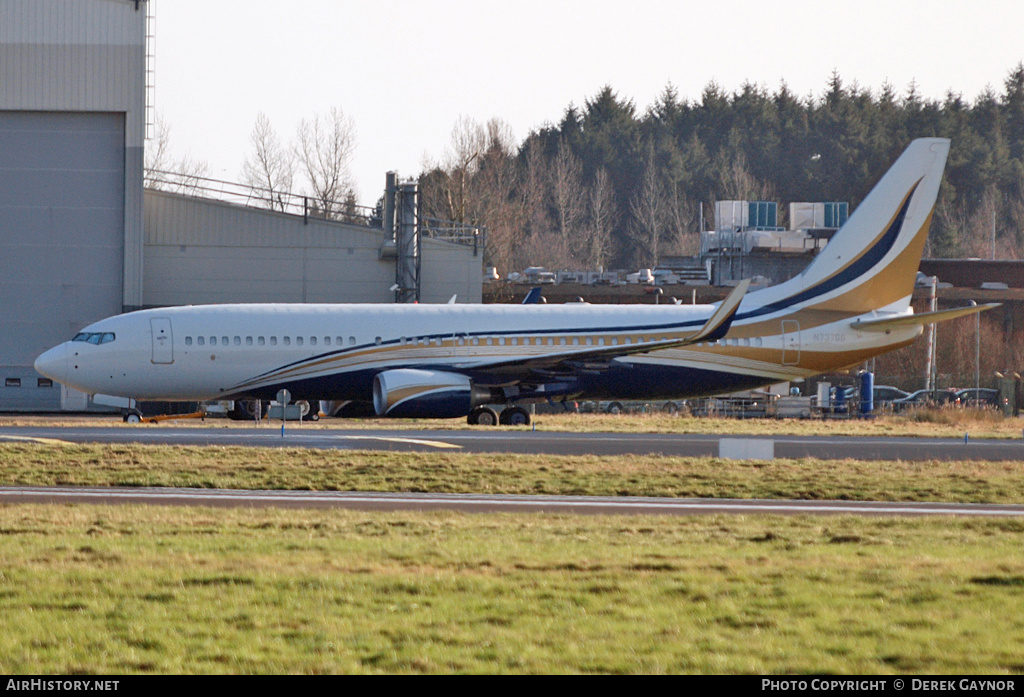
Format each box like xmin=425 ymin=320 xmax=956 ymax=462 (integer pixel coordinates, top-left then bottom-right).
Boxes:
xmin=0 ymin=111 xmax=125 ymax=411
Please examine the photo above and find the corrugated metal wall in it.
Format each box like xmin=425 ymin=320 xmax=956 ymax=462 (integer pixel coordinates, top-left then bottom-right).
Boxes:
xmin=0 ymin=0 xmax=145 ymax=411
xmin=0 ymin=0 xmax=145 ymax=310
xmin=0 ymin=111 xmax=126 ymax=410
xmin=143 ymin=191 xmax=483 ymax=306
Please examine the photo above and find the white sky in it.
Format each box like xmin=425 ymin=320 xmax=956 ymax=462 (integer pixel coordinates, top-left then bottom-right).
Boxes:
xmin=151 ymin=0 xmax=1024 ymax=205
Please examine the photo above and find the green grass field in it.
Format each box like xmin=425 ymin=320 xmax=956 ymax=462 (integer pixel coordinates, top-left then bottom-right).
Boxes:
xmin=2 ymin=442 xmax=1024 ymax=504
xmin=2 ymin=505 xmax=1024 ymax=674
xmin=3 ymin=434 xmax=1024 ymax=674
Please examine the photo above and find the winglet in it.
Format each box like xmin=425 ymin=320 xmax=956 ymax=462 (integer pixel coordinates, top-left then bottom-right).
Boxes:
xmin=685 ymin=278 xmax=750 ymax=343
xmin=522 ymin=287 xmax=543 ymax=304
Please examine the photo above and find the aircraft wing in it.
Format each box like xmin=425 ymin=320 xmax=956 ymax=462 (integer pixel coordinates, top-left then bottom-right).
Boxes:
xmin=460 ymin=279 xmax=749 ymax=377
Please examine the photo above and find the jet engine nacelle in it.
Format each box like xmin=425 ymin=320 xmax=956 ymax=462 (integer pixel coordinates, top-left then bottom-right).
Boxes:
xmin=372 ymin=368 xmax=490 ymax=419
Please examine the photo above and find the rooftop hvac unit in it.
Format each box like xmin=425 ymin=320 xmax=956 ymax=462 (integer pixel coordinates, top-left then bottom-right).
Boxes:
xmin=789 ymin=202 xmax=848 ymax=230
xmin=715 ymin=201 xmax=778 ymax=231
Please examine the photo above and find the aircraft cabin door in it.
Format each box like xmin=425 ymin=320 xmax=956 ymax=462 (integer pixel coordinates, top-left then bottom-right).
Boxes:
xmin=781 ymin=320 xmax=800 ymax=366
xmin=151 ymin=317 xmax=174 ymax=364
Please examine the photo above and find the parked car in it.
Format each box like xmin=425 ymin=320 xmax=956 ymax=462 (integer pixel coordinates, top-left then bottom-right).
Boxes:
xmin=871 ymin=385 xmax=910 ymax=409
xmin=954 ymin=388 xmax=1000 ymax=408
xmin=829 ymin=385 xmax=911 ymax=407
xmin=890 ymin=388 xmax=958 ymax=412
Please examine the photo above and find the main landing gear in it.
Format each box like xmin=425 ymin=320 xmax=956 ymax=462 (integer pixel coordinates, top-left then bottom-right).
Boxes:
xmin=467 ymin=405 xmax=531 ymax=426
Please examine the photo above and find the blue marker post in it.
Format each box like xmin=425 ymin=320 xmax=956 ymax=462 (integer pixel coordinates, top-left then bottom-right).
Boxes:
xmin=277 ymin=389 xmax=291 ymax=439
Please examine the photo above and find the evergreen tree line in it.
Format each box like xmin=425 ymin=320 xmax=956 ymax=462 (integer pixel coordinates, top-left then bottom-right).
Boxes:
xmin=418 ymin=65 xmax=1024 ymax=274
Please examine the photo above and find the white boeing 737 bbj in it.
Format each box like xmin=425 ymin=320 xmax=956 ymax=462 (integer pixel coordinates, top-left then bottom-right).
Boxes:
xmin=36 ymin=138 xmax=996 ymax=425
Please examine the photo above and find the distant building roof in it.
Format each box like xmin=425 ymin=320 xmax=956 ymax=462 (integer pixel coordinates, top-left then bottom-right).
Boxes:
xmin=919 ymin=258 xmax=1024 ymax=289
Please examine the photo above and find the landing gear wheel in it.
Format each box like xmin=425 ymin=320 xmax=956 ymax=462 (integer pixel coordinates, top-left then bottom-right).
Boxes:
xmin=468 ymin=406 xmax=499 ymax=426
xmin=242 ymin=400 xmax=266 ymax=418
xmin=123 ymin=410 xmax=142 ymax=424
xmin=229 ymin=400 xmax=262 ymax=421
xmin=499 ymin=406 xmax=531 ymax=426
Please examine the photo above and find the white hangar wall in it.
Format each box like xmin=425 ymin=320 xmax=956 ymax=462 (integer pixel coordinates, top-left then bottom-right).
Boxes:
xmin=143 ymin=190 xmax=483 ymax=306
xmin=0 ymin=0 xmax=146 ymax=411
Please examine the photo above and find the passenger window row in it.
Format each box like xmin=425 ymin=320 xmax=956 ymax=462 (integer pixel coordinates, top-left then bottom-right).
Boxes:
xmin=184 ymin=335 xmax=359 ymax=348
xmin=179 ymin=333 xmax=761 ymax=350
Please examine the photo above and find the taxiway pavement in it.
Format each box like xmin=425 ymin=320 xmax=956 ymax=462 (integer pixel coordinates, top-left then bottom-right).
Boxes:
xmin=2 ymin=485 xmax=1023 ymax=517
xmin=2 ymin=425 xmax=1024 ymax=461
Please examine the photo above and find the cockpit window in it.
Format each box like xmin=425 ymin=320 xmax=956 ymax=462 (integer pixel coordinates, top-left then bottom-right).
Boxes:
xmin=72 ymin=332 xmax=115 ymax=344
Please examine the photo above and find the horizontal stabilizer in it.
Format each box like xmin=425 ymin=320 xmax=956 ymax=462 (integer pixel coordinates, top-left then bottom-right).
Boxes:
xmin=851 ymin=303 xmax=999 ymax=332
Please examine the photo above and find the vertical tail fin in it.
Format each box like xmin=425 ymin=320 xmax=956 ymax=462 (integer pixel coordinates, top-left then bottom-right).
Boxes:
xmin=522 ymin=287 xmax=544 ymax=304
xmin=748 ymin=138 xmax=950 ymax=317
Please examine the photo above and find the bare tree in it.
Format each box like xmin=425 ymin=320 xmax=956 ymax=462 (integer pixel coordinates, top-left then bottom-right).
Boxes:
xmin=241 ymin=112 xmax=295 ymax=212
xmin=144 ymin=114 xmax=210 ymax=194
xmin=584 ymin=167 xmax=616 ymax=269
xmin=629 ymin=146 xmax=668 ymax=267
xmin=932 ymin=195 xmax=968 ymax=258
xmin=441 ymin=116 xmax=489 ymax=222
xmin=168 ymin=154 xmax=211 ymax=195
xmin=468 ymin=119 xmax=523 ymax=274
xmin=714 ymin=150 xmax=774 ymax=202
xmin=417 ymin=117 xmax=532 ymax=274
xmin=664 ymin=182 xmax=699 ymax=256
xmin=295 ymin=107 xmax=357 ymax=218
xmin=144 ymin=114 xmax=173 ymax=189
xmin=551 ymin=137 xmax=585 ymax=262
xmin=962 ymin=187 xmax=1019 ymax=260
xmin=516 ymin=137 xmax=562 ymax=269
xmin=1009 ymin=192 xmax=1024 ymax=258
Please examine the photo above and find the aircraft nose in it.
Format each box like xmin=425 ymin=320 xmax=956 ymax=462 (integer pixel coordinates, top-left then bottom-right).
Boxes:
xmin=34 ymin=343 xmax=68 ymax=383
